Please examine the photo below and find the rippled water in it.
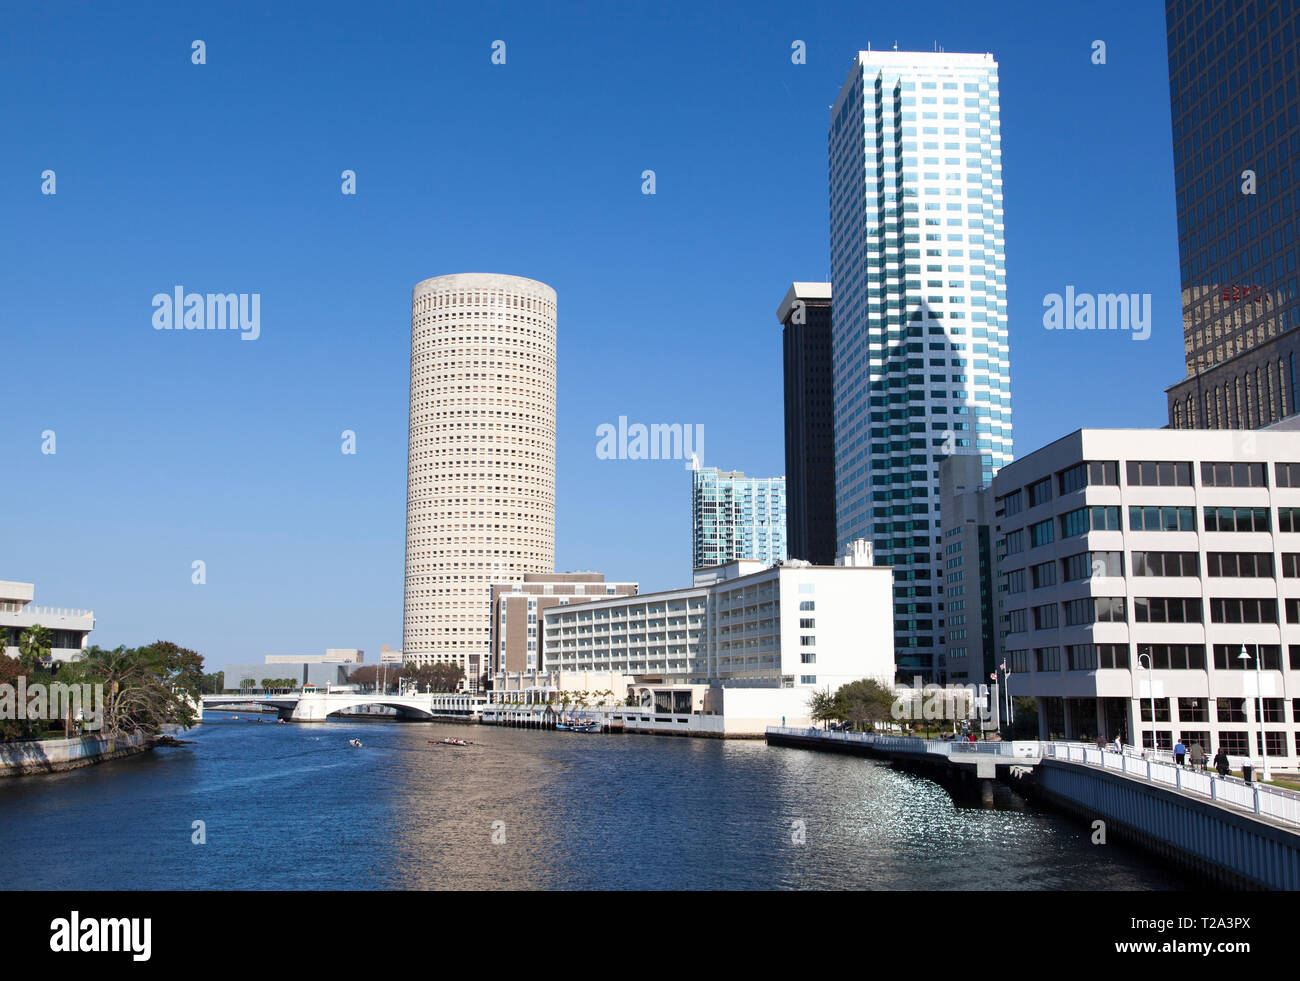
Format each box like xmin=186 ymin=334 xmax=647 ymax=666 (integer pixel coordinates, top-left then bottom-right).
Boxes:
xmin=0 ymin=715 xmax=1189 ymax=889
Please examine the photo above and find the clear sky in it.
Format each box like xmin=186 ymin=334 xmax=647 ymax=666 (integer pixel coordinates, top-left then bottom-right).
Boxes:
xmin=2 ymin=0 xmax=1181 ymax=672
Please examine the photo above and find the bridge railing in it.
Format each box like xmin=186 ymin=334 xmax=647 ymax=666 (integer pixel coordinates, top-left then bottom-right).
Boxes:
xmin=1041 ymin=739 xmax=1300 ymax=829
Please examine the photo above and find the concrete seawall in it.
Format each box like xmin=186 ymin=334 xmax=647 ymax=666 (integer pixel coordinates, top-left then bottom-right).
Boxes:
xmin=0 ymin=732 xmax=158 ymax=777
xmin=1031 ymin=758 xmax=1300 ymax=890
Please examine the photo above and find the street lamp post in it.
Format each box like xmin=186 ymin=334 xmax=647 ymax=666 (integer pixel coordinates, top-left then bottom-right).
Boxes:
xmin=1239 ymin=642 xmax=1271 ymax=782
xmin=1136 ymin=648 xmax=1156 ymax=757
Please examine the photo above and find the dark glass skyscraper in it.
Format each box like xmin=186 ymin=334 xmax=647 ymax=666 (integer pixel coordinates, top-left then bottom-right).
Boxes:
xmin=1165 ymin=0 xmax=1300 ymax=429
xmin=778 ymin=282 xmax=837 ymax=566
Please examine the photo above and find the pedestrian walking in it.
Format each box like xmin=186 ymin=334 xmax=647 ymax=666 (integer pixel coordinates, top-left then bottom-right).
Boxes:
xmin=1214 ymin=747 xmax=1230 ymax=777
xmin=1189 ymin=741 xmax=1205 ymax=771
xmin=1174 ymin=739 xmax=1187 ymax=766
xmin=1113 ymin=733 xmax=1122 ymax=754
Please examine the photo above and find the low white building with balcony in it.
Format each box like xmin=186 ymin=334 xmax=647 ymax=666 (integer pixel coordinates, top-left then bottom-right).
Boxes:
xmin=541 ymin=555 xmax=895 ymax=693
xmin=0 ymin=580 xmax=95 ymax=663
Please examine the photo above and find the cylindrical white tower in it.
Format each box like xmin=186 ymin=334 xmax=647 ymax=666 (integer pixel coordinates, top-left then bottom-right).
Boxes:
xmin=404 ymin=273 xmax=557 ymax=689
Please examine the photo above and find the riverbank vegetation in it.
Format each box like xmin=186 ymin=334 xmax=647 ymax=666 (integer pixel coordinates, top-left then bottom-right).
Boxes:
xmin=0 ymin=635 xmax=205 ymax=742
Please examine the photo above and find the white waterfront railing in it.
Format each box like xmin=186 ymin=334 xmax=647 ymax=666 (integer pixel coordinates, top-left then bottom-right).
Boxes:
xmin=1038 ymin=739 xmax=1300 ymax=829
xmin=766 ymin=727 xmax=1300 ymax=830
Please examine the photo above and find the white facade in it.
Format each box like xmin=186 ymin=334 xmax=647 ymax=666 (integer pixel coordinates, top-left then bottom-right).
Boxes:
xmin=829 ymin=50 xmax=1011 ymax=682
xmin=543 ymin=561 xmax=895 ymax=691
xmin=0 ymin=580 xmax=94 ymax=663
xmin=995 ymin=428 xmax=1300 ymax=768
xmin=404 ymin=273 xmax=557 ymax=688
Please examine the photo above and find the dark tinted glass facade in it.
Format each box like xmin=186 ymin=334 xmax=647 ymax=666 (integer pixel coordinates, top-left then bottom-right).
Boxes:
xmin=1165 ymin=0 xmax=1300 ymax=429
xmin=780 ymin=285 xmax=837 ymax=565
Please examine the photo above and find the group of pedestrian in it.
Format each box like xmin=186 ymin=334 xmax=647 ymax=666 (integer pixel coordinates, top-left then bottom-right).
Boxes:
xmin=1173 ymin=739 xmax=1233 ymax=777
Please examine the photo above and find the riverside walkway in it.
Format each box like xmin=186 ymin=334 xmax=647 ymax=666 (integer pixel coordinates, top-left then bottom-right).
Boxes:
xmin=767 ymin=726 xmax=1300 ymax=888
xmin=767 ymin=726 xmax=1300 ymax=829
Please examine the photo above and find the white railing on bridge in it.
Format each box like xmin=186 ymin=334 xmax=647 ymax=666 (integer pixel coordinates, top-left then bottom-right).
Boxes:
xmin=766 ymin=728 xmax=1300 ymax=830
xmin=1039 ymin=740 xmax=1300 ymax=830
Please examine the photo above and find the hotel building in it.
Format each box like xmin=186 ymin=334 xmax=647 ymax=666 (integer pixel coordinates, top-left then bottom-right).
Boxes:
xmin=691 ymin=467 xmax=787 ymax=570
xmin=490 ymin=572 xmax=637 ymax=677
xmin=542 ymin=551 xmax=893 ymax=692
xmin=1164 ymin=0 xmax=1300 ymax=429
xmin=828 ymin=50 xmax=1012 ymax=681
xmin=995 ymin=428 xmax=1300 ymax=767
xmin=404 ymin=273 xmax=558 ymax=690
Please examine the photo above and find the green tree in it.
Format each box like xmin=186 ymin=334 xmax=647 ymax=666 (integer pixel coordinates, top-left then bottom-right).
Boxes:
xmin=808 ymin=689 xmax=838 ymax=728
xmin=427 ymin=662 xmax=464 ymax=692
xmin=61 ymin=644 xmax=203 ymax=737
xmin=834 ymin=679 xmax=895 ymax=731
xmin=17 ymin=624 xmax=53 ymax=672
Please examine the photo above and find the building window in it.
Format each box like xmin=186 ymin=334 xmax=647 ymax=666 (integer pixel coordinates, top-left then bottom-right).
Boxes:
xmin=1278 ymin=508 xmax=1300 ymax=533
xmin=1132 ymin=551 xmax=1198 ymax=576
xmin=1210 ymin=597 xmax=1278 ymax=624
xmin=1177 ymin=698 xmax=1208 ymax=722
xmin=1030 ymin=561 xmax=1056 ymax=588
xmin=1062 ymin=551 xmax=1123 ymax=580
xmin=1205 ymin=552 xmax=1273 ymax=577
xmin=1125 ymin=461 xmax=1193 ymax=486
xmin=1133 ymin=597 xmax=1202 ymax=623
xmin=1058 ymin=460 xmax=1119 ymax=494
xmin=1200 ymin=462 xmax=1267 ymax=487
xmin=1212 ymin=644 xmax=1281 ymax=669
xmin=1059 ymin=506 xmax=1121 ymax=537
xmin=1029 ymin=519 xmax=1054 ymax=547
xmin=1128 ymin=506 xmax=1196 ymax=532
xmin=1202 ymin=507 xmax=1270 ymax=532
xmin=1274 ymin=462 xmax=1300 ymax=487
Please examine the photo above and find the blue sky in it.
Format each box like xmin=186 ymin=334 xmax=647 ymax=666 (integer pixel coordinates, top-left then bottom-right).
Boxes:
xmin=1 ymin=0 xmax=1180 ymax=671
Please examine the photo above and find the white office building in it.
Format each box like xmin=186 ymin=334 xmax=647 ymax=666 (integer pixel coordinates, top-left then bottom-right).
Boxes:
xmin=0 ymin=580 xmax=94 ymax=663
xmin=995 ymin=428 xmax=1300 ymax=769
xmin=829 ymin=50 xmax=1012 ymax=681
xmin=542 ymin=556 xmax=895 ymax=691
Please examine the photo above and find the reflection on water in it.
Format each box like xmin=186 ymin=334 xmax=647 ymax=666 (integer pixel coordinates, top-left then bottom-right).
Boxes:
xmin=0 ymin=716 xmax=1188 ymax=890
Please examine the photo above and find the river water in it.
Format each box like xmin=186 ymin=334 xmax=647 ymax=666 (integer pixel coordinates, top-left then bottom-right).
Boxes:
xmin=0 ymin=714 xmax=1189 ymax=889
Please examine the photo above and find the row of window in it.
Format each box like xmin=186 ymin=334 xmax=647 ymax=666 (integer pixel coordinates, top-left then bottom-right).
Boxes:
xmin=1007 ymin=596 xmax=1300 ymax=629
xmin=1009 ymin=643 xmax=1300 ymax=673
xmin=1001 ymin=461 xmax=1300 ymax=513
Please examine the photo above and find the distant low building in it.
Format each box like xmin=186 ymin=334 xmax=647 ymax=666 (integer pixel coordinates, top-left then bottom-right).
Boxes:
xmin=0 ymin=580 xmax=94 ymax=663
xmin=265 ymin=649 xmax=364 ymax=664
xmin=224 ymin=649 xmax=365 ymax=691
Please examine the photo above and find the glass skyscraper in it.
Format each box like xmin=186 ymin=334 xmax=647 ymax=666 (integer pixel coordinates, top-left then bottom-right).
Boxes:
xmin=691 ymin=467 xmax=787 ymax=570
xmin=1164 ymin=0 xmax=1300 ymax=429
xmin=828 ymin=50 xmax=1012 ymax=680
